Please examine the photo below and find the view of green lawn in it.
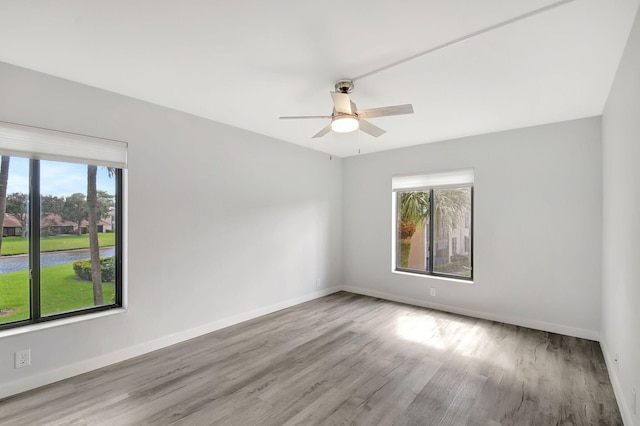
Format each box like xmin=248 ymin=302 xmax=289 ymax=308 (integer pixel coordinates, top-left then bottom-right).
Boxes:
xmin=0 ymin=262 xmax=115 ymax=324
xmin=0 ymin=233 xmax=115 ymax=256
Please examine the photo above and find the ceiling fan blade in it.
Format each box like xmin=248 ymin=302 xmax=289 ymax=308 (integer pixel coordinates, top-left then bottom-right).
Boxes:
xmin=279 ymin=115 xmax=332 ymax=120
xmin=330 ymin=92 xmax=352 ymax=114
xmin=359 ymin=119 xmax=386 ymax=137
xmin=312 ymin=123 xmax=332 ymax=138
xmin=356 ymin=104 xmax=414 ymax=119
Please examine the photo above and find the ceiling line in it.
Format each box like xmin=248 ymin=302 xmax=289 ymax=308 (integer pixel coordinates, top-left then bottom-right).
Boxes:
xmin=351 ymin=0 xmax=578 ymax=82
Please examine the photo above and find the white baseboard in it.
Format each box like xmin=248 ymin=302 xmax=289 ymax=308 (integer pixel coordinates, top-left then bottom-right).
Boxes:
xmin=0 ymin=286 xmax=341 ymax=400
xmin=600 ymin=340 xmax=635 ymax=426
xmin=341 ymin=285 xmax=600 ymax=341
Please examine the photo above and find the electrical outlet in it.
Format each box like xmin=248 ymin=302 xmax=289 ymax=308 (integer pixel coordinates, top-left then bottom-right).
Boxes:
xmin=15 ymin=349 xmax=30 ymax=369
xmin=315 ymin=279 xmax=321 ymax=289
xmin=430 ymin=288 xmax=436 ymax=297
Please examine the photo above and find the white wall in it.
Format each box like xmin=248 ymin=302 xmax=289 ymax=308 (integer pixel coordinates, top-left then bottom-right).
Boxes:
xmin=342 ymin=117 xmax=602 ymax=339
xmin=0 ymin=62 xmax=343 ymax=397
xmin=602 ymin=7 xmax=640 ymax=425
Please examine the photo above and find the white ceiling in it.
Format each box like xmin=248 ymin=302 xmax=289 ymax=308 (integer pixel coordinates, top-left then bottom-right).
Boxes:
xmin=0 ymin=0 xmax=638 ymax=157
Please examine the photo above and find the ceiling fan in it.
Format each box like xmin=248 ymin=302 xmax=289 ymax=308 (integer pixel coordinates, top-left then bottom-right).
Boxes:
xmin=279 ymin=80 xmax=414 ymax=138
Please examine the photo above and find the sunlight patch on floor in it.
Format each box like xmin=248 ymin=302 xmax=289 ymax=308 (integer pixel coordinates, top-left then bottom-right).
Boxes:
xmin=395 ymin=314 xmax=446 ymax=349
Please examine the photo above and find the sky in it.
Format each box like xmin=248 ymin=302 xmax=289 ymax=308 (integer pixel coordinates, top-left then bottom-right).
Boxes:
xmin=5 ymin=157 xmax=115 ymax=197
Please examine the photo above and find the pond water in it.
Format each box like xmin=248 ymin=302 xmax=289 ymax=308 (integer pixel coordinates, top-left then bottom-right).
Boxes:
xmin=0 ymin=247 xmax=116 ymax=274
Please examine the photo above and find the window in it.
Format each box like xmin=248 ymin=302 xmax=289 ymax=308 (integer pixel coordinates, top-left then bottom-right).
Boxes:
xmin=0 ymin=122 xmax=126 ymax=330
xmin=393 ymin=169 xmax=473 ymax=280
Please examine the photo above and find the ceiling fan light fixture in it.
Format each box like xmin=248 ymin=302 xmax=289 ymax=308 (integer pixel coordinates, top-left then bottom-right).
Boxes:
xmin=279 ymin=80 xmax=413 ymax=138
xmin=331 ymin=116 xmax=359 ymax=133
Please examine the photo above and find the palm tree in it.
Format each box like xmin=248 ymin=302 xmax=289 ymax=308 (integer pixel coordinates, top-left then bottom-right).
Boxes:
xmin=87 ymin=165 xmax=104 ymax=305
xmin=397 ymin=191 xmax=429 ymax=267
xmin=398 ymin=191 xmax=430 ymax=227
xmin=433 ymin=188 xmax=470 ymax=238
xmin=399 ymin=188 xmax=470 ymax=236
xmin=433 ymin=188 xmax=471 ymax=272
xmin=87 ymin=166 xmax=116 ymax=306
xmin=0 ymin=156 xmax=9 ymax=255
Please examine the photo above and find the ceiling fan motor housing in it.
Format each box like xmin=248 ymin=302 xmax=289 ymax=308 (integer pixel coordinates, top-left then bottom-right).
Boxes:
xmin=335 ymin=80 xmax=354 ymax=94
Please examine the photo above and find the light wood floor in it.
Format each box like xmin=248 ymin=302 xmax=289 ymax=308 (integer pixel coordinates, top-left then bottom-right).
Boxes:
xmin=0 ymin=292 xmax=622 ymax=425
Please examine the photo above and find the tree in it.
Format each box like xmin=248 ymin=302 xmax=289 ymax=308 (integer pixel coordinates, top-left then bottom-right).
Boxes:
xmin=86 ymin=167 xmax=115 ymax=307
xmin=87 ymin=165 xmax=103 ymax=305
xmin=433 ymin=188 xmax=470 ymax=238
xmin=6 ymin=192 xmax=28 ymax=238
xmin=0 ymin=156 xmax=9 ymax=254
xmin=62 ymin=193 xmax=87 ymax=236
xmin=397 ymin=191 xmax=430 ymax=268
xmin=96 ymin=190 xmax=114 ymax=220
xmin=398 ymin=191 xmax=430 ymax=239
xmin=41 ymin=194 xmax=66 ymax=236
xmin=398 ymin=189 xmax=470 ymax=238
xmin=41 ymin=195 xmax=65 ymax=215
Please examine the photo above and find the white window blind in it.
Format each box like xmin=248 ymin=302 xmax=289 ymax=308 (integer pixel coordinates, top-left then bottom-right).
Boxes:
xmin=0 ymin=121 xmax=127 ymax=169
xmin=392 ymin=168 xmax=474 ymax=192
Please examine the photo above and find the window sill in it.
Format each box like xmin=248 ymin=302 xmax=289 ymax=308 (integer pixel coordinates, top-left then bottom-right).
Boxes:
xmin=0 ymin=307 xmax=127 ymax=339
xmin=393 ymin=269 xmax=474 ymax=284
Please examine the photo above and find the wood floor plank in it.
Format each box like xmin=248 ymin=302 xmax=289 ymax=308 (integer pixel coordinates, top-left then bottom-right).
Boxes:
xmin=0 ymin=292 xmax=622 ymax=425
